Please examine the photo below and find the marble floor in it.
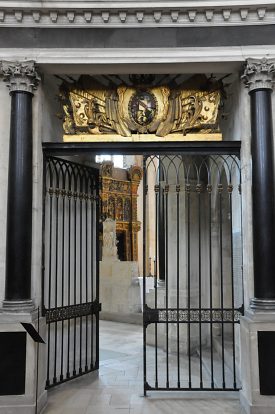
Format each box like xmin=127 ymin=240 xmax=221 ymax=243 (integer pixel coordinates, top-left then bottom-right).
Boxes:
xmin=44 ymin=320 xmax=242 ymax=414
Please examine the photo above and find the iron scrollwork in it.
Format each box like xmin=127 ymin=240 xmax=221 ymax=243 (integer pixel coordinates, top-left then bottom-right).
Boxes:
xmin=158 ymin=308 xmax=242 ymax=323
xmin=45 ymin=301 xmax=102 ymax=324
xmin=144 ymin=306 xmax=243 ymax=326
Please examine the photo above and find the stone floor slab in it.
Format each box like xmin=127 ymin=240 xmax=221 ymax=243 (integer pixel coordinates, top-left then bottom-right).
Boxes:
xmin=44 ymin=320 xmax=242 ymax=414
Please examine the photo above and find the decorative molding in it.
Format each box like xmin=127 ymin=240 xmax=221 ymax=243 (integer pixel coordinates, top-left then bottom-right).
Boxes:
xmin=144 ymin=305 xmax=243 ymax=325
xmin=60 ymin=76 xmax=221 ymax=139
xmin=242 ymin=58 xmax=275 ymax=92
xmin=2 ymin=299 xmax=35 ymax=312
xmin=0 ymin=60 xmax=40 ymax=93
xmin=250 ymin=298 xmax=275 ymax=310
xmin=0 ymin=4 xmax=274 ymax=27
xmin=158 ymin=308 xmax=242 ymax=323
xmin=0 ymin=47 xmax=275 ymax=69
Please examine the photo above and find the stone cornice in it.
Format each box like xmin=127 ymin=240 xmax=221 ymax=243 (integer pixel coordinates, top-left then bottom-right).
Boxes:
xmin=0 ymin=1 xmax=274 ymax=27
xmin=242 ymin=58 xmax=275 ymax=92
xmin=0 ymin=60 xmax=40 ymax=93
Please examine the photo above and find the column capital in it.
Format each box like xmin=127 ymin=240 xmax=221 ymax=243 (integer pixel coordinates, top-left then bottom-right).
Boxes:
xmin=0 ymin=60 xmax=40 ymax=93
xmin=242 ymin=58 xmax=275 ymax=92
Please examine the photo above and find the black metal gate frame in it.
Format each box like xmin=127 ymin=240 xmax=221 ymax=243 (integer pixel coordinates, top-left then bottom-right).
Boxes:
xmin=42 ymin=141 xmax=241 ymax=157
xmin=42 ymin=154 xmax=100 ymax=388
xmin=42 ymin=140 xmax=242 ymax=392
xmin=142 ymin=151 xmax=244 ymax=394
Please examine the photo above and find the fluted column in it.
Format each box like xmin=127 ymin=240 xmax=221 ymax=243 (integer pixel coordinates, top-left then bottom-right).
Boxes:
xmin=0 ymin=61 xmax=40 ymax=310
xmin=242 ymin=58 xmax=275 ymax=310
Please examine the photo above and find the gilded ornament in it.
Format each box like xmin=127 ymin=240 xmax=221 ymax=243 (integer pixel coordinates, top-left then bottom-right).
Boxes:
xmin=60 ymin=76 xmax=222 ymax=142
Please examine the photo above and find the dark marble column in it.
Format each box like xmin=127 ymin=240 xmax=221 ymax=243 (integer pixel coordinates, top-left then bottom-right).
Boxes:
xmin=0 ymin=61 xmax=40 ymax=310
xmin=242 ymin=58 xmax=275 ymax=310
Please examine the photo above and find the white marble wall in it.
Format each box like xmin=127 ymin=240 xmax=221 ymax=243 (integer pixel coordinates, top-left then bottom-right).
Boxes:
xmin=218 ymin=76 xmax=254 ymax=310
xmin=41 ymin=74 xmax=63 ymax=143
xmin=100 ymin=258 xmax=141 ymax=321
xmin=32 ymin=86 xmax=44 ymax=307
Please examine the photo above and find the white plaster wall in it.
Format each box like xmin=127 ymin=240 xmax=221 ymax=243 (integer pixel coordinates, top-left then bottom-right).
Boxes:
xmin=0 ymin=81 xmax=10 ymax=303
xmin=221 ymin=75 xmax=243 ymax=142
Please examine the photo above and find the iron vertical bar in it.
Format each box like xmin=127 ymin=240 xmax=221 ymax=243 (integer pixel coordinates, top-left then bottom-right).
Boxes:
xmin=95 ymin=174 xmax=100 ymax=369
xmin=41 ymin=154 xmax=47 ymax=314
xmin=79 ymin=180 xmax=83 ymax=375
xmin=85 ymin=185 xmax=89 ymax=372
xmin=73 ymin=187 xmax=77 ymax=377
xmin=154 ymin=258 xmax=158 ymax=389
xmin=143 ymin=156 xmax=147 ymax=396
xmin=229 ymin=186 xmax=237 ymax=389
xmin=159 ymin=165 xmax=165 ymax=281
xmin=165 ymin=179 xmax=169 ymax=389
xmin=53 ymin=180 xmax=59 ymax=384
xmin=60 ymin=175 xmax=66 ymax=382
xmin=208 ymin=183 xmax=214 ymax=389
xmin=187 ymin=182 xmax=192 ymax=389
xmin=219 ymin=186 xmax=225 ymax=389
xmin=66 ymin=184 xmax=72 ymax=379
xmin=90 ymin=184 xmax=94 ymax=369
xmin=176 ymin=184 xmax=180 ymax=388
xmin=197 ymin=183 xmax=203 ymax=389
xmin=154 ymin=174 xmax=159 ymax=389
xmin=46 ymin=170 xmax=53 ymax=387
xmin=79 ymin=186 xmax=83 ymax=374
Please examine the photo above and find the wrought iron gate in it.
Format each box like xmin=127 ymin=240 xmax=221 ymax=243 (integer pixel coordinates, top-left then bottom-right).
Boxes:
xmin=142 ymin=154 xmax=243 ymax=394
xmin=42 ymin=155 xmax=100 ymax=388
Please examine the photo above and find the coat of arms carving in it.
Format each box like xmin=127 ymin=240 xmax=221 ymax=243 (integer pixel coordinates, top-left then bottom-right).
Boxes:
xmin=59 ymin=75 xmax=223 ymax=142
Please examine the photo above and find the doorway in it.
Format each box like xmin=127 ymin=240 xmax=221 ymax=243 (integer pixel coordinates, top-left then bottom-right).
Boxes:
xmin=42 ymin=141 xmax=243 ymax=395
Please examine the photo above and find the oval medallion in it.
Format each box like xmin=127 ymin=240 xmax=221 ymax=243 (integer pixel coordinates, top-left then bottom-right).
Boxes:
xmin=129 ymin=91 xmax=157 ymax=126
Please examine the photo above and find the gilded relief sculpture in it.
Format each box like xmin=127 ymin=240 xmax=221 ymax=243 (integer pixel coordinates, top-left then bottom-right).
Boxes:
xmin=59 ymin=75 xmax=223 ymax=142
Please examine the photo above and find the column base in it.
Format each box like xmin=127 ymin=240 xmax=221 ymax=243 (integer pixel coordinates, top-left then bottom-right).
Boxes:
xmin=240 ymin=310 xmax=275 ymax=414
xmin=250 ymin=298 xmax=275 ymax=311
xmin=0 ymin=390 xmax=47 ymax=414
xmin=0 ymin=308 xmax=47 ymax=414
xmin=240 ymin=389 xmax=275 ymax=414
xmin=2 ymin=299 xmax=35 ymax=312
